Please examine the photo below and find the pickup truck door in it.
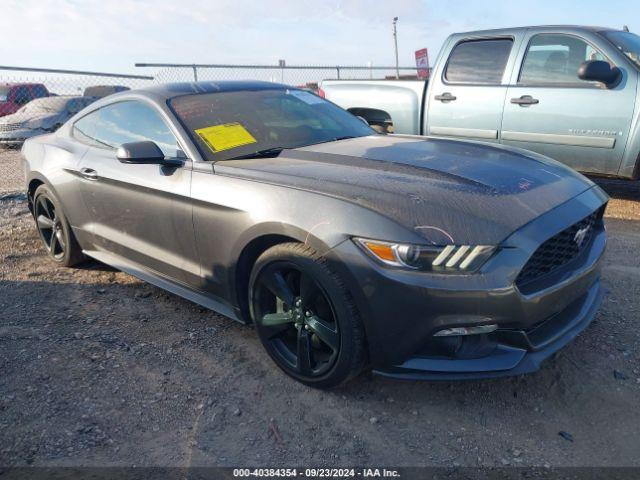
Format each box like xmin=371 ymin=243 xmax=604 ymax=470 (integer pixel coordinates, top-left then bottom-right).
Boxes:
xmin=500 ymin=31 xmax=637 ymax=176
xmin=425 ymin=36 xmax=520 ymax=143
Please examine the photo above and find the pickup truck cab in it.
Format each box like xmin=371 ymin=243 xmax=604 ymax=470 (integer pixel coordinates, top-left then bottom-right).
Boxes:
xmin=321 ymin=26 xmax=640 ymax=179
xmin=0 ymin=83 xmax=50 ymax=118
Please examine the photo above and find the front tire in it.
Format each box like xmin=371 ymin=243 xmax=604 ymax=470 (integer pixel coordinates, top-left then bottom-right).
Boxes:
xmin=249 ymin=243 xmax=367 ymax=388
xmin=33 ymin=185 xmax=85 ymax=267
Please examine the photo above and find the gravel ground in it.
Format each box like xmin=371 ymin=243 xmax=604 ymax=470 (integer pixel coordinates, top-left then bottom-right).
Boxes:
xmin=0 ymin=148 xmax=24 ymax=195
xmin=1 ymin=148 xmax=639 ymax=468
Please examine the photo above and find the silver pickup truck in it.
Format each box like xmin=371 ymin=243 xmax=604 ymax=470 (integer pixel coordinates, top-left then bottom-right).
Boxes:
xmin=321 ymin=26 xmax=640 ymax=179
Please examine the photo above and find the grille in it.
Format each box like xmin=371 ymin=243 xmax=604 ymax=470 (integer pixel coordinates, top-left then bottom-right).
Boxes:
xmin=516 ymin=210 xmax=600 ymax=289
xmin=0 ymin=123 xmax=23 ymax=132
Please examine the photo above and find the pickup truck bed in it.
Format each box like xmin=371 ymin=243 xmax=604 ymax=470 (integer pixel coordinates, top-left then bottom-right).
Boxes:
xmin=321 ymin=80 xmax=426 ymax=134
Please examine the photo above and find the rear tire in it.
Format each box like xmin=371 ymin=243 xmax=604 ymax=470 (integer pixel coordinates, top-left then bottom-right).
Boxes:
xmin=249 ymin=242 xmax=367 ymax=388
xmin=33 ymin=185 xmax=85 ymax=267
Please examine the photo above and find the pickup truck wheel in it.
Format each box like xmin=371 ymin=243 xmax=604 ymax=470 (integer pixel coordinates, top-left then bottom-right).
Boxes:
xmin=33 ymin=185 xmax=85 ymax=267
xmin=249 ymin=243 xmax=367 ymax=388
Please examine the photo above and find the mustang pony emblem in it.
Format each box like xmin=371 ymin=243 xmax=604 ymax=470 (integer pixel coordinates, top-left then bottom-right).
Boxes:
xmin=574 ymin=225 xmax=591 ymax=248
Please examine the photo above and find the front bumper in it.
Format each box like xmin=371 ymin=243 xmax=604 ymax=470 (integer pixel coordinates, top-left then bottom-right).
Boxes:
xmin=376 ymin=279 xmax=602 ymax=380
xmin=0 ymin=129 xmax=45 ymax=146
xmin=328 ymin=186 xmax=608 ymax=380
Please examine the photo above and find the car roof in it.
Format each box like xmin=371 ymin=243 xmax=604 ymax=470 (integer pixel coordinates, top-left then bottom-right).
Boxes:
xmin=452 ymin=25 xmax=625 ymax=37
xmin=34 ymin=94 xmax=80 ymax=99
xmin=31 ymin=95 xmax=87 ymax=103
xmin=0 ymin=82 xmax=46 ymax=88
xmin=131 ymin=80 xmax=291 ymax=101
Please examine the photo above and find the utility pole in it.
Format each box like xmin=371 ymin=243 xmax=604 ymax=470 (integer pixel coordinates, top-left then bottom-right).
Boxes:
xmin=393 ymin=17 xmax=399 ymax=79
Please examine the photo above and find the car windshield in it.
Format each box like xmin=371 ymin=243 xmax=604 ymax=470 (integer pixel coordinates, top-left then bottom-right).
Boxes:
xmin=600 ymin=30 xmax=640 ymax=69
xmin=0 ymin=87 xmax=10 ymax=102
xmin=169 ymin=88 xmax=374 ymax=161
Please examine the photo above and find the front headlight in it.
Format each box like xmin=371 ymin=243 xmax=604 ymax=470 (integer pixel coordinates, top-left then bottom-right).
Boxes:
xmin=354 ymin=238 xmax=496 ymax=273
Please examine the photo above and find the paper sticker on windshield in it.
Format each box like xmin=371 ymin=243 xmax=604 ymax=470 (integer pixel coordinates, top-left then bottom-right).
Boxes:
xmin=194 ymin=122 xmax=257 ymax=153
xmin=287 ymin=89 xmax=324 ymax=105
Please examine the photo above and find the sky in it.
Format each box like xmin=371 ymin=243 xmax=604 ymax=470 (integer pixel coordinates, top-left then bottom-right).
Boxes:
xmin=1 ymin=0 xmax=637 ymax=74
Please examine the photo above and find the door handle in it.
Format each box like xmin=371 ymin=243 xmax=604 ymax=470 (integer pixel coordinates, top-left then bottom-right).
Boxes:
xmin=510 ymin=95 xmax=539 ymax=106
xmin=80 ymin=167 xmax=98 ymax=180
xmin=434 ymin=92 xmax=457 ymax=102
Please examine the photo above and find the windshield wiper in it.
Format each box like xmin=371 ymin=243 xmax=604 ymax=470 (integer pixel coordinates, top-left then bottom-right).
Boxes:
xmin=227 ymin=136 xmax=357 ymax=160
xmin=304 ymin=135 xmax=359 ymax=148
xmin=334 ymin=136 xmax=356 ymax=141
xmin=227 ymin=147 xmax=284 ymax=160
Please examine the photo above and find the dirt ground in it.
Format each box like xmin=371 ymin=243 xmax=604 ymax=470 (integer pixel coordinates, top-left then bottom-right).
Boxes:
xmin=1 ymin=148 xmax=639 ymax=468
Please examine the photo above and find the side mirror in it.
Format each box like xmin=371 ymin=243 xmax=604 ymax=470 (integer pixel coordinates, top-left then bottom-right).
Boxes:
xmin=578 ymin=60 xmax=621 ymax=88
xmin=116 ymin=141 xmax=179 ymax=166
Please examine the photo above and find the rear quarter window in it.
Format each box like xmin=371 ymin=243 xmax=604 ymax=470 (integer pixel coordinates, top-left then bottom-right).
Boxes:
xmin=444 ymin=38 xmax=513 ymax=84
xmin=73 ymin=109 xmax=102 ymax=148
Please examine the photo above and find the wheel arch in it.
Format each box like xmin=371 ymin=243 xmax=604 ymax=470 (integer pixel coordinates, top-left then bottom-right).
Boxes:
xmin=632 ymin=150 xmax=640 ymax=180
xmin=230 ymin=221 xmax=339 ymax=323
xmin=26 ymin=173 xmax=53 ymax=214
xmin=347 ymin=107 xmax=394 ymax=134
xmin=232 ymin=233 xmax=301 ymax=323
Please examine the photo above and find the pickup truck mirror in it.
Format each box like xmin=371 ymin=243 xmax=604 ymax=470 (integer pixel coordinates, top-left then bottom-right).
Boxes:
xmin=578 ymin=60 xmax=622 ymax=88
xmin=116 ymin=141 xmax=181 ymax=166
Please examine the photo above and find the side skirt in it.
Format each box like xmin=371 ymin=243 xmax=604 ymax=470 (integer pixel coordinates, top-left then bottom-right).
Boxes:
xmin=83 ymin=249 xmax=243 ymax=323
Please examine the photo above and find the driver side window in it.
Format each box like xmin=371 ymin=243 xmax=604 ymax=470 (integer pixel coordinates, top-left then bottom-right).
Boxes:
xmin=73 ymin=100 xmax=183 ymax=157
xmin=519 ymin=34 xmax=607 ymax=85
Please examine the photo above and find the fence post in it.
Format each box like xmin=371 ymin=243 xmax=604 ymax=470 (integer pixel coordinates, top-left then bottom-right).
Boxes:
xmin=192 ymin=65 xmax=198 ymax=82
xmin=336 ymin=67 xmax=341 ymax=79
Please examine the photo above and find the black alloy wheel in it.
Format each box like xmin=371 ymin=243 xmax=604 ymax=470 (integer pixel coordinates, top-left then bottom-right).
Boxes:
xmin=35 ymin=194 xmax=66 ymax=260
xmin=253 ymin=262 xmax=340 ymax=376
xmin=250 ymin=243 xmax=367 ymax=388
xmin=33 ymin=185 xmax=85 ymax=266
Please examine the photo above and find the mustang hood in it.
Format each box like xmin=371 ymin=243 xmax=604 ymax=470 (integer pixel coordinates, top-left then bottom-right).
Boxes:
xmin=217 ymin=135 xmax=597 ymax=245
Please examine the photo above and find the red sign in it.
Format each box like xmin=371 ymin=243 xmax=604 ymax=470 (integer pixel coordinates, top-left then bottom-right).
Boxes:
xmin=415 ymin=48 xmax=430 ymax=79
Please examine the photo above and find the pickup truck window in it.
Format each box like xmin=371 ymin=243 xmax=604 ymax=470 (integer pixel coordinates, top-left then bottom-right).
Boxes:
xmin=444 ymin=38 xmax=513 ymax=84
xmin=519 ymin=34 xmax=606 ymax=85
xmin=13 ymin=86 xmax=32 ymax=106
xmin=32 ymin=85 xmax=49 ymax=99
xmin=601 ymin=31 xmax=640 ymax=69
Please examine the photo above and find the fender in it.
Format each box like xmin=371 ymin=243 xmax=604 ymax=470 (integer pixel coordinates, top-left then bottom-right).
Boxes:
xmin=25 ymin=171 xmax=57 ymax=211
xmin=227 ymin=222 xmax=337 ymax=322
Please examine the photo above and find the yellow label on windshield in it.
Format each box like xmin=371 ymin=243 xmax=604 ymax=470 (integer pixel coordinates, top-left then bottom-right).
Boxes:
xmin=195 ymin=122 xmax=257 ymax=153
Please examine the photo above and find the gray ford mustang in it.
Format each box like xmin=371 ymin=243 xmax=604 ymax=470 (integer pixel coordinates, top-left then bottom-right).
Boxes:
xmin=22 ymin=81 xmax=608 ymax=388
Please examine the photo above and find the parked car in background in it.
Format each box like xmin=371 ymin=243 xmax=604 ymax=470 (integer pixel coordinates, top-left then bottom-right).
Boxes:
xmin=0 ymin=95 xmax=96 ymax=146
xmin=22 ymin=81 xmax=607 ymax=387
xmin=83 ymin=85 xmax=130 ymax=98
xmin=321 ymin=26 xmax=640 ymax=179
xmin=0 ymin=83 xmax=50 ymax=117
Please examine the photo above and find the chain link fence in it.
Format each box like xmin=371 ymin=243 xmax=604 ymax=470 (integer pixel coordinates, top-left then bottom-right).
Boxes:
xmin=0 ymin=149 xmax=24 ymax=196
xmin=0 ymin=63 xmax=421 ymax=194
xmin=0 ymin=65 xmax=156 ymax=194
xmin=140 ymin=63 xmax=420 ymax=90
